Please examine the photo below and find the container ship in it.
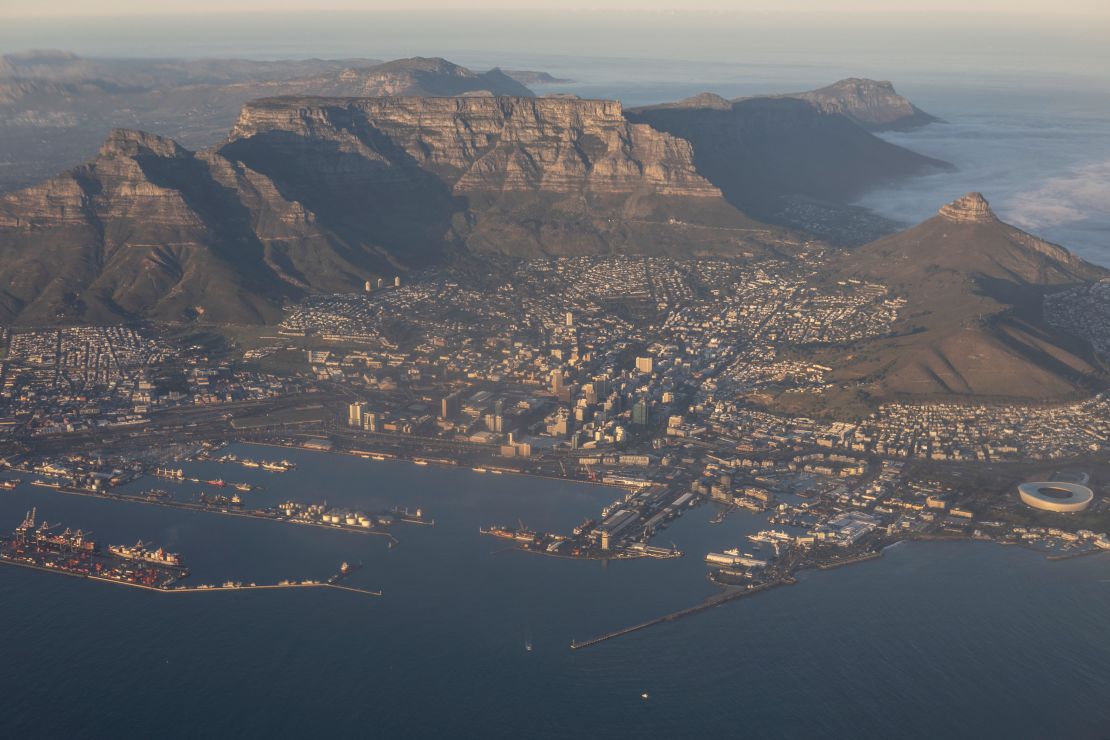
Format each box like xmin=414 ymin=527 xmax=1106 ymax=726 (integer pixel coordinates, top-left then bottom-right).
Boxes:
xmin=705 ymin=549 xmax=769 ymax=569
xmin=479 ymin=525 xmax=538 ymax=543
xmin=748 ymin=530 xmax=794 ymax=544
xmin=261 ymin=460 xmax=295 ymax=472
xmin=108 ymin=540 xmax=184 ymax=567
xmin=1 ymin=510 xmax=187 ymax=589
xmin=153 ymin=467 xmax=185 ymax=480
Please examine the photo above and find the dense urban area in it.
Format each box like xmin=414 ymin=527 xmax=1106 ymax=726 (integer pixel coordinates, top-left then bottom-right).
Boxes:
xmin=2 ymin=255 xmax=1109 ymax=635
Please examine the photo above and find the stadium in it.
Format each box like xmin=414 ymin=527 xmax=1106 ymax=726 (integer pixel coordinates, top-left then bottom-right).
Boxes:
xmin=1018 ymin=481 xmax=1095 ymax=513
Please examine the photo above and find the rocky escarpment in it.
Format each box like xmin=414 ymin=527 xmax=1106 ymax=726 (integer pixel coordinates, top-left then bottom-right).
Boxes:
xmin=0 ymin=95 xmax=788 ymax=325
xmin=0 ymin=55 xmax=534 ymax=194
xmin=937 ymin=191 xmax=997 ymax=223
xmin=628 ymin=92 xmax=951 ymax=239
xmin=0 ymin=128 xmax=387 ymax=325
xmin=228 ymin=96 xmax=722 ymax=197
xmin=224 ymin=95 xmax=773 ymax=258
xmin=782 ymin=78 xmax=939 ymax=131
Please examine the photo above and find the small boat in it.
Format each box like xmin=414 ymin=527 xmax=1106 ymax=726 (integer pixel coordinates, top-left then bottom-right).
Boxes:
xmin=525 ymin=640 xmax=533 ymax=652
xmin=641 ymin=693 xmax=649 ymax=700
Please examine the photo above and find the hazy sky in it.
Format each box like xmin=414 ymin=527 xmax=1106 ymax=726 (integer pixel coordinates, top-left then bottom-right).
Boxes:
xmin=5 ymin=0 xmax=1110 ymax=18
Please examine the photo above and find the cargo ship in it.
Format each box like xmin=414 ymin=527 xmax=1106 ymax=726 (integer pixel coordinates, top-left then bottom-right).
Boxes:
xmin=572 ymin=519 xmax=596 ymax=537
xmin=748 ymin=530 xmax=793 ymax=544
xmin=107 ymin=540 xmax=184 ymax=568
xmin=206 ymin=479 xmax=226 ymax=488
xmin=1 ymin=509 xmax=187 ymax=589
xmin=705 ymin=549 xmax=769 ymax=568
xmin=479 ymin=525 xmax=538 ymax=543
xmin=261 ymin=460 xmax=295 ymax=472
xmin=153 ymin=467 xmax=185 ymax=480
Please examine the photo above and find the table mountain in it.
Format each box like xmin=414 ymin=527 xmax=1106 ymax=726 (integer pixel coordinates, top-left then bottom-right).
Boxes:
xmin=0 ymin=96 xmax=786 ymax=325
xmin=0 ymin=55 xmax=534 ymax=194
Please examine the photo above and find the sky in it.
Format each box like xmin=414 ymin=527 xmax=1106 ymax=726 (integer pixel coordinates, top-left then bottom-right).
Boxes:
xmin=4 ymin=0 xmax=1110 ymax=18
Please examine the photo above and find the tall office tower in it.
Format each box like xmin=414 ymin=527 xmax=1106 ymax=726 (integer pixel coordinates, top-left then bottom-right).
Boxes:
xmin=550 ymin=368 xmax=564 ymax=394
xmin=347 ymin=401 xmax=366 ymax=428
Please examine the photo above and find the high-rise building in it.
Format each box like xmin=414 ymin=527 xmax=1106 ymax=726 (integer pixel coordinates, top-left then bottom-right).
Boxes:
xmin=364 ymin=280 xmax=372 ymax=292
xmin=550 ymin=368 xmax=564 ymax=394
xmin=394 ymin=276 xmax=401 ymax=287
xmin=632 ymin=399 xmax=650 ymax=426
xmin=636 ymin=356 xmax=654 ymax=374
xmin=363 ymin=412 xmax=379 ymax=432
xmin=347 ymin=402 xmax=366 ymax=428
xmin=440 ymin=391 xmax=462 ymax=419
xmin=484 ymin=413 xmax=504 ymax=433
xmin=565 ymin=311 xmax=574 ymax=327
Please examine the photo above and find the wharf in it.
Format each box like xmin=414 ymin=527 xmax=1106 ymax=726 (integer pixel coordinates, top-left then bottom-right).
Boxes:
xmin=569 ymin=578 xmax=792 ymax=650
xmin=0 ymin=556 xmax=381 ymax=597
xmin=29 ymin=484 xmax=402 ymax=544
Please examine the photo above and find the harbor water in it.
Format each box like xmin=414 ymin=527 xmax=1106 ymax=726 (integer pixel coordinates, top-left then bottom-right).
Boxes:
xmin=2 ymin=444 xmax=1110 ymax=738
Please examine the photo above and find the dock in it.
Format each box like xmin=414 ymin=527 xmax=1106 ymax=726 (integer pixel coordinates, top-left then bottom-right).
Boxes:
xmin=28 ymin=483 xmax=402 ymax=544
xmin=569 ymin=578 xmax=791 ymax=650
xmin=0 ymin=556 xmax=381 ymax=597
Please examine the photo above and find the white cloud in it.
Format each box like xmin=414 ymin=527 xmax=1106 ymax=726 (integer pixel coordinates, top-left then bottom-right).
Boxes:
xmin=1006 ymin=159 xmax=1110 ymax=230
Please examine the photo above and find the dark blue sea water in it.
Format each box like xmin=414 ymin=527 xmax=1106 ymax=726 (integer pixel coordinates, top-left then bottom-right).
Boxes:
xmin=2 ymin=445 xmax=1110 ymax=739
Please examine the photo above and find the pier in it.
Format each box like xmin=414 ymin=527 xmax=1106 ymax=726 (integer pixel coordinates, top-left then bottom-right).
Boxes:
xmin=27 ymin=482 xmax=403 ymax=545
xmin=569 ymin=578 xmax=790 ymax=650
xmin=0 ymin=555 xmax=381 ymax=597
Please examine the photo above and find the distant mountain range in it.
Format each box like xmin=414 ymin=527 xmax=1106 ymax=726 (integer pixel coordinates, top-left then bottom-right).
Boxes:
xmin=0 ymin=68 xmax=1106 ymax=404
xmin=0 ymin=97 xmax=787 ymax=325
xmin=0 ymin=53 xmax=538 ymax=193
xmin=0 ymin=71 xmax=958 ymax=327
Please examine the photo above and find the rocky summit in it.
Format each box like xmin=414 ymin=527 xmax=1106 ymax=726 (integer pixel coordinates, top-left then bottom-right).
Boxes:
xmin=811 ymin=193 xmax=1109 ymax=403
xmin=782 ymin=78 xmax=940 ymax=131
xmin=938 ymin=192 xmax=998 ymax=223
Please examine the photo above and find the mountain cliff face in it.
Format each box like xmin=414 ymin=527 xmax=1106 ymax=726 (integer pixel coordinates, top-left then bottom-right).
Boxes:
xmin=780 ymin=78 xmax=939 ymax=131
xmin=813 ymin=193 xmax=1109 ymax=402
xmin=627 ymin=89 xmax=950 ymax=241
xmin=0 ymin=129 xmax=388 ymax=325
xmin=0 ymin=95 xmax=785 ymax=325
xmin=0 ymin=55 xmax=533 ymax=194
xmin=223 ymin=96 xmax=776 ymax=259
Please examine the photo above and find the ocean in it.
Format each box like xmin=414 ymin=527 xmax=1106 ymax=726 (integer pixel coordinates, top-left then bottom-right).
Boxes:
xmin=2 ymin=444 xmax=1110 ymax=739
